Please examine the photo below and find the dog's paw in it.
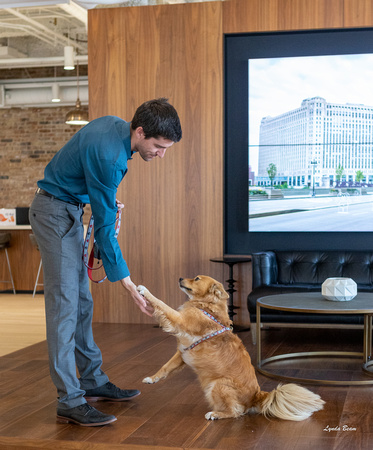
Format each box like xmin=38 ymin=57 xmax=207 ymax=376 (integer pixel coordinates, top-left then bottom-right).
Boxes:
xmin=142 ymin=376 xmax=159 ymax=384
xmin=205 ymin=411 xmax=220 ymax=420
xmin=137 ymin=285 xmax=148 ymax=297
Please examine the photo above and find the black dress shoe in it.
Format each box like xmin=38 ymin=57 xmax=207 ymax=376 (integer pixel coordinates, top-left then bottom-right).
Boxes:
xmin=84 ymin=381 xmax=141 ymax=402
xmin=56 ymin=403 xmax=117 ymax=426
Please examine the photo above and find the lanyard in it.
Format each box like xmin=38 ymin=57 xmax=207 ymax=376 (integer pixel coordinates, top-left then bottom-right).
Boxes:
xmin=83 ymin=209 xmax=122 ymax=283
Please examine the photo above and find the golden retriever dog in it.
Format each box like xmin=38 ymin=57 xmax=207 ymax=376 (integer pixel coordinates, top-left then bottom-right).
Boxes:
xmin=137 ymin=275 xmax=324 ymax=421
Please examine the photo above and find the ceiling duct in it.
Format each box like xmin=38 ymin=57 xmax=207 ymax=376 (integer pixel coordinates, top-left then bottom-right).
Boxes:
xmin=0 ymin=54 xmax=88 ymax=69
xmin=0 ymin=1 xmax=70 ymax=6
xmin=0 ymin=46 xmax=28 ymax=59
xmin=0 ymin=1 xmax=88 ymax=69
xmin=0 ymin=76 xmax=88 ymax=108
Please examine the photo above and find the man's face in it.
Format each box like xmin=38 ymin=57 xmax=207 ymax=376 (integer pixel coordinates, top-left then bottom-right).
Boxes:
xmin=133 ymin=128 xmax=174 ymax=161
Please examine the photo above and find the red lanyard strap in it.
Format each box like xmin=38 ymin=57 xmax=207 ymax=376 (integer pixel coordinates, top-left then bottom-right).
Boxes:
xmin=83 ymin=209 xmax=122 ymax=283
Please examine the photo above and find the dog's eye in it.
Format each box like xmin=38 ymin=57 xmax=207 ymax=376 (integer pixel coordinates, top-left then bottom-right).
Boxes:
xmin=194 ymin=277 xmax=201 ymax=281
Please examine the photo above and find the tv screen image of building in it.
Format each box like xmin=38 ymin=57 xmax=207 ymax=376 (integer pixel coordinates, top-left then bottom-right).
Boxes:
xmin=224 ymin=28 xmax=373 ymax=254
xmin=248 ymin=54 xmax=373 ymax=232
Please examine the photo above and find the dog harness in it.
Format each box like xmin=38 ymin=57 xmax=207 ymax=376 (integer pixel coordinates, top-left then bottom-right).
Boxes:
xmin=83 ymin=209 xmax=122 ymax=283
xmin=184 ymin=310 xmax=232 ymax=351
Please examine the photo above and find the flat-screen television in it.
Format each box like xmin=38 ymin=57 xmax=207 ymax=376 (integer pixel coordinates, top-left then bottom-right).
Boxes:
xmin=224 ymin=28 xmax=373 ymax=255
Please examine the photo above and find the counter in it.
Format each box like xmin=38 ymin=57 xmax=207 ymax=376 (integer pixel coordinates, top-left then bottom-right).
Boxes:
xmin=0 ymin=225 xmax=32 ymax=230
xmin=0 ymin=226 xmax=40 ymax=292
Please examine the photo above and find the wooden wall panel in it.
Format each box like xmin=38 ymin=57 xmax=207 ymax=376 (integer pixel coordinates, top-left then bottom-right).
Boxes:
xmin=88 ymin=3 xmax=224 ymax=324
xmin=223 ymin=0 xmax=344 ymax=34
xmin=223 ymin=0 xmax=279 ymax=33
xmin=223 ymin=0 xmax=373 ymax=34
xmin=277 ymin=0 xmax=344 ymax=30
xmin=344 ymin=0 xmax=373 ymax=27
xmin=88 ymin=0 xmax=373 ymax=326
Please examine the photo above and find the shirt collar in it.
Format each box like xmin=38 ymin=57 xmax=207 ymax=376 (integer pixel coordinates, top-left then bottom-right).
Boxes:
xmin=121 ymin=121 xmax=133 ymax=160
xmin=117 ymin=120 xmax=133 ymax=159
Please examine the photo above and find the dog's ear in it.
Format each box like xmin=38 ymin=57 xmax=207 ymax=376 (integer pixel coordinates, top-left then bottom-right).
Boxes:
xmin=209 ymin=282 xmax=229 ymax=301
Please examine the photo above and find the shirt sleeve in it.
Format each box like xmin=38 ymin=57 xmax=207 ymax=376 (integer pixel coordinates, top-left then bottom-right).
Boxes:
xmin=85 ymin=159 xmax=130 ymax=282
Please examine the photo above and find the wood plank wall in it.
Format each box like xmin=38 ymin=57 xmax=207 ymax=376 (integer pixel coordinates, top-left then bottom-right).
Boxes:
xmin=88 ymin=0 xmax=372 ymax=325
xmin=223 ymin=0 xmax=344 ymax=32
xmin=88 ymin=2 xmax=226 ymax=324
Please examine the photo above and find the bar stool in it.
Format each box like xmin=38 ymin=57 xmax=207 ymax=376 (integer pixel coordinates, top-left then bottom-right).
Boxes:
xmin=0 ymin=232 xmax=16 ymax=294
xmin=29 ymin=234 xmax=43 ymax=297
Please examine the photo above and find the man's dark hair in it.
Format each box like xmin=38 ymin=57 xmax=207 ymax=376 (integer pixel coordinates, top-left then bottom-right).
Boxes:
xmin=131 ymin=98 xmax=182 ymax=142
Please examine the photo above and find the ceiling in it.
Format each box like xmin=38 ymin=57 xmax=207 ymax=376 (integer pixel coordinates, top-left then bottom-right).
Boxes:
xmin=0 ymin=0 xmax=201 ymax=69
xmin=0 ymin=1 xmax=210 ymax=108
xmin=0 ymin=1 xmax=120 ymax=69
xmin=0 ymin=1 xmax=86 ymax=69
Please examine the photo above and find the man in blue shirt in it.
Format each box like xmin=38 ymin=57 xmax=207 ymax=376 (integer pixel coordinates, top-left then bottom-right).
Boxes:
xmin=29 ymin=98 xmax=182 ymax=426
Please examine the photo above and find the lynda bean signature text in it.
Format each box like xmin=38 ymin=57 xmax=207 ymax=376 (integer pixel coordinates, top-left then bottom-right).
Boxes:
xmin=324 ymin=425 xmax=357 ymax=432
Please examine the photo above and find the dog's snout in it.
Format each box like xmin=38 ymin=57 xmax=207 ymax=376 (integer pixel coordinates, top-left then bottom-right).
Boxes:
xmin=179 ymin=278 xmax=184 ymax=283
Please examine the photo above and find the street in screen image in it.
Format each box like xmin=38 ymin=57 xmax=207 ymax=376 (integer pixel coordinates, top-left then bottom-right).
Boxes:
xmin=249 ymin=192 xmax=373 ymax=232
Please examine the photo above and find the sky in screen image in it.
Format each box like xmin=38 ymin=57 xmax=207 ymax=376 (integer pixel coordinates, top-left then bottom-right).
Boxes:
xmin=248 ymin=53 xmax=373 ymax=173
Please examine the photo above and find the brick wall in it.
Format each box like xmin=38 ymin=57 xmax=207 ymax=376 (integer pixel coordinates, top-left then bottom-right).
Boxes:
xmin=0 ymin=66 xmax=90 ymax=214
xmin=0 ymin=106 xmax=85 ymax=210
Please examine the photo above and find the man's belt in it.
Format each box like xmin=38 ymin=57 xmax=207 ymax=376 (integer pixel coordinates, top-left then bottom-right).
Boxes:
xmin=36 ymin=188 xmax=85 ymax=207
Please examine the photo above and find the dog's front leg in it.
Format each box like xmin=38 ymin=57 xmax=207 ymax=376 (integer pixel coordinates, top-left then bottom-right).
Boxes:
xmin=143 ymin=350 xmax=185 ymax=384
xmin=137 ymin=285 xmax=183 ymax=333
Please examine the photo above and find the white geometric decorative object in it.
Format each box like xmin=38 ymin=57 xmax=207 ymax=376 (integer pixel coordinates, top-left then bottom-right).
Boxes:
xmin=322 ymin=277 xmax=357 ymax=301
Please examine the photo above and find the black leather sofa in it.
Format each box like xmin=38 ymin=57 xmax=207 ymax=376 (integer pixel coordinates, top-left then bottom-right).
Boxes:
xmin=247 ymin=250 xmax=373 ymax=343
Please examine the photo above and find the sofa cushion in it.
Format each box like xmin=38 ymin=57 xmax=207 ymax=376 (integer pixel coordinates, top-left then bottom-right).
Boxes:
xmin=276 ymin=251 xmax=373 ymax=285
xmin=248 ymin=250 xmax=373 ymax=327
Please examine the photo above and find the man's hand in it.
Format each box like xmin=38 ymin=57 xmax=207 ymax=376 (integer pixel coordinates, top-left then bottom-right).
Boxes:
xmin=116 ymin=198 xmax=125 ymax=210
xmin=121 ymin=276 xmax=154 ymax=316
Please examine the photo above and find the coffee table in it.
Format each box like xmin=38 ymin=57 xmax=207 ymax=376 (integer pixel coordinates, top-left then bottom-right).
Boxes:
xmin=256 ymin=292 xmax=373 ymax=385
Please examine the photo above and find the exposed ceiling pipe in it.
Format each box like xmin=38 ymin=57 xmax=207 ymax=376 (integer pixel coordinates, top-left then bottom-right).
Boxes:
xmin=0 ymin=1 xmax=70 ymax=7
xmin=5 ymin=8 xmax=86 ymax=52
xmin=0 ymin=54 xmax=88 ymax=68
xmin=60 ymin=2 xmax=88 ymax=28
xmin=0 ymin=21 xmax=62 ymax=46
xmin=0 ymin=76 xmax=89 ymax=108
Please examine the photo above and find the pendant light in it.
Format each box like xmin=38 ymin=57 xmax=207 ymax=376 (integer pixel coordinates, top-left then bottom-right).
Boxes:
xmin=64 ymin=45 xmax=75 ymax=70
xmin=51 ymin=66 xmax=60 ymax=103
xmin=51 ymin=83 xmax=61 ymax=102
xmin=65 ymin=61 xmax=89 ymax=126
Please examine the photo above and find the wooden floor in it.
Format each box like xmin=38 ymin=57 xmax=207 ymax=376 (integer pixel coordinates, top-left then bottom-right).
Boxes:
xmin=1 ymin=317 xmax=373 ymax=449
xmin=0 ymin=293 xmax=46 ymax=357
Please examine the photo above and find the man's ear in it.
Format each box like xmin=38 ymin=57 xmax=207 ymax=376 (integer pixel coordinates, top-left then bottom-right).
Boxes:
xmin=210 ymin=283 xmax=229 ymax=300
xmin=135 ymin=126 xmax=145 ymax=139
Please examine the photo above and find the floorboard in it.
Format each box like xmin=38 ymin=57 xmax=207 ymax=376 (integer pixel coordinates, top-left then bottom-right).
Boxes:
xmin=0 ymin=324 xmax=372 ymax=449
xmin=0 ymin=293 xmax=45 ymax=356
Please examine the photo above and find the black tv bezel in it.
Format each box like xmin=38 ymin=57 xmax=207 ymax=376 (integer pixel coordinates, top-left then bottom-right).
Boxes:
xmin=224 ymin=27 xmax=373 ymax=255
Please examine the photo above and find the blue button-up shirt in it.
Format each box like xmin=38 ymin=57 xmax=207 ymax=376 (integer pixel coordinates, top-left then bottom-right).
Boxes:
xmin=38 ymin=116 xmax=132 ymax=282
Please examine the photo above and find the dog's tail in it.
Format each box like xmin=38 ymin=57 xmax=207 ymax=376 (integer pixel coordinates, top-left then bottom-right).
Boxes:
xmin=255 ymin=383 xmax=325 ymax=421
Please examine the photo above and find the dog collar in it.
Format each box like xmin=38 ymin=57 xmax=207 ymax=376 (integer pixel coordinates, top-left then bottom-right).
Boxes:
xmin=184 ymin=310 xmax=232 ymax=351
